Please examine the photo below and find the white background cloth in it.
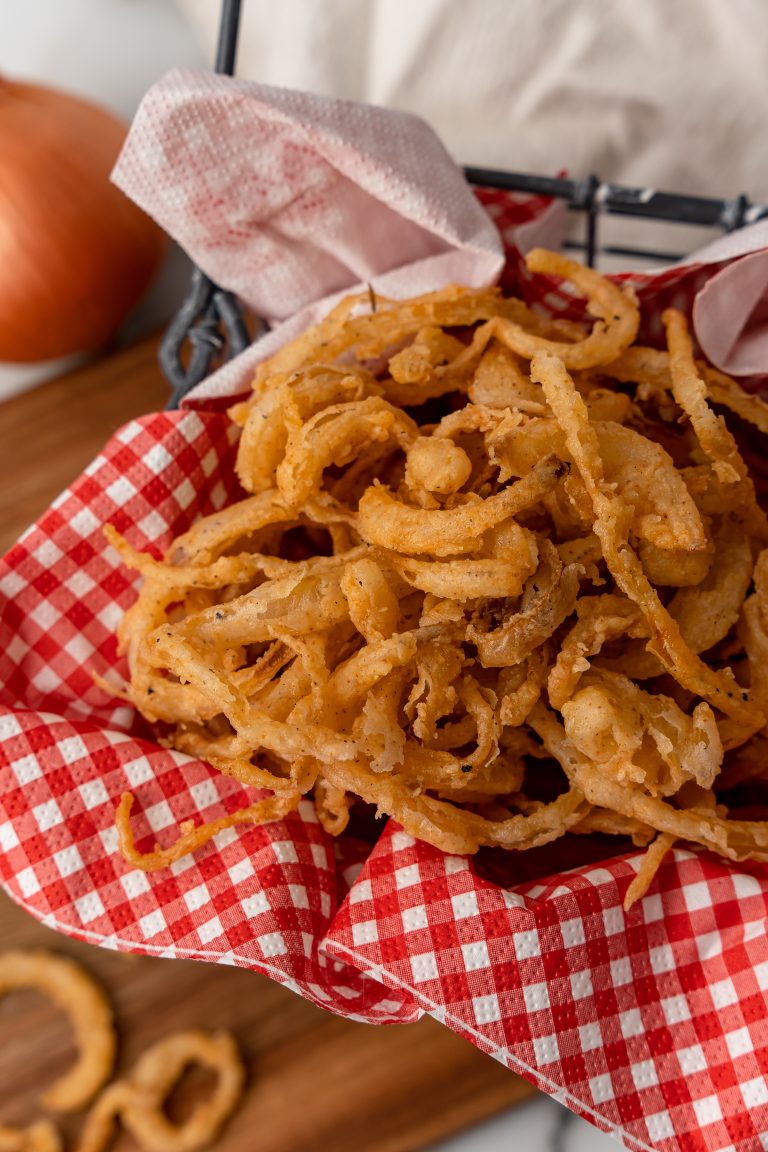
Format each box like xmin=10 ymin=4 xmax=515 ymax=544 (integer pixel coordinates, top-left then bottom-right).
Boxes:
xmin=179 ymin=0 xmax=768 ymax=199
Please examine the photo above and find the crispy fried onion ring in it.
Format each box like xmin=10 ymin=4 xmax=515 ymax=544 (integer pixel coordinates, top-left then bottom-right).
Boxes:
xmin=321 ymin=757 xmax=589 ymax=856
xmin=0 ymin=952 xmax=115 ymax=1113
xmin=622 ymin=833 xmax=677 ymax=912
xmin=488 ymin=416 xmax=711 ymax=583
xmin=561 ymin=670 xmax=722 ymax=797
xmin=77 ymin=1030 xmax=244 ymax=1152
xmin=493 ymin=249 xmax=640 ymax=369
xmin=404 ymin=436 xmax=474 ymax=501
xmin=235 ymin=365 xmax=382 ymax=494
xmin=601 ymin=344 xmax=768 ymax=435
xmin=663 ymin=309 xmax=746 ymax=485
xmin=468 ymin=539 xmax=582 ymax=667
xmin=532 ymin=703 xmax=768 ymax=866
xmin=0 ymin=1121 xmax=61 ymax=1152
xmin=277 ymin=396 xmax=418 ymax=509
xmin=603 ymin=331 xmax=768 ymax=543
xmin=531 ymin=351 xmax=761 ymax=729
xmin=108 ymin=263 xmax=768 ymax=908
xmin=548 ymin=594 xmax=646 ymax=709
xmin=357 ymin=454 xmax=566 ymax=556
xmin=389 ymin=521 xmax=538 ymax=600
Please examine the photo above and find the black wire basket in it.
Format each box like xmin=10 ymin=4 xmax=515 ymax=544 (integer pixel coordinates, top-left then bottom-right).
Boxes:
xmin=160 ymin=0 xmax=768 ymax=407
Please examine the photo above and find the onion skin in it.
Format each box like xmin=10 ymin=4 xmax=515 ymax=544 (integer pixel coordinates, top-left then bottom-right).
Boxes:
xmin=0 ymin=77 xmax=168 ymax=362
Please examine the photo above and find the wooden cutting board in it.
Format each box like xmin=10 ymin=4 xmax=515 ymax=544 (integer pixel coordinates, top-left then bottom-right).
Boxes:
xmin=0 ymin=337 xmax=536 ymax=1150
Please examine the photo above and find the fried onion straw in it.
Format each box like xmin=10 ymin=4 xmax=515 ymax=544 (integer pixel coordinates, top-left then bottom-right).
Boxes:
xmin=0 ymin=952 xmax=115 ymax=1112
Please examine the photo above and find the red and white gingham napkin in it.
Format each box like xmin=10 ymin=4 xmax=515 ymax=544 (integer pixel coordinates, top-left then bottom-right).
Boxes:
xmin=5 ymin=73 xmax=768 ymax=1152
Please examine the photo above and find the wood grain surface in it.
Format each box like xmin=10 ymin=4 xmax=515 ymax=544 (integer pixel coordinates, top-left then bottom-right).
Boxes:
xmin=0 ymin=338 xmax=170 ymax=555
xmin=0 ymin=340 xmax=536 ymax=1150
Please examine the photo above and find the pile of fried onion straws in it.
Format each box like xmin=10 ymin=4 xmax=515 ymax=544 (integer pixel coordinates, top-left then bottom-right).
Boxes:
xmin=109 ymin=249 xmax=768 ymax=910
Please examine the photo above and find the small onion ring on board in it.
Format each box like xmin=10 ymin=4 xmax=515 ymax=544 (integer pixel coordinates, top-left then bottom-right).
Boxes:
xmin=76 ymin=1030 xmax=244 ymax=1152
xmin=74 ymin=1080 xmax=137 ymax=1152
xmin=0 ymin=1122 xmax=61 ymax=1152
xmin=0 ymin=952 xmax=115 ymax=1112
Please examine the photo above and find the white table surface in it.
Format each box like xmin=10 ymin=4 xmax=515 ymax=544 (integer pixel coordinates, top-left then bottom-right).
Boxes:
xmin=432 ymin=1092 xmax=621 ymax=1152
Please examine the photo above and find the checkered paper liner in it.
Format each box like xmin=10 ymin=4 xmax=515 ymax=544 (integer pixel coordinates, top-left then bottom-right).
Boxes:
xmin=3 ymin=192 xmax=768 ymax=1152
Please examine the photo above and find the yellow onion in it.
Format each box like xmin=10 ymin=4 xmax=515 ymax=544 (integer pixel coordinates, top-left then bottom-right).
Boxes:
xmin=0 ymin=76 xmax=168 ymax=362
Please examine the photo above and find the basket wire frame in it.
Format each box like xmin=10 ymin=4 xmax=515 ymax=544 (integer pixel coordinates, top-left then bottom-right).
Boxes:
xmin=160 ymin=0 xmax=768 ymax=405
xmin=160 ymin=0 xmax=250 ymax=408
